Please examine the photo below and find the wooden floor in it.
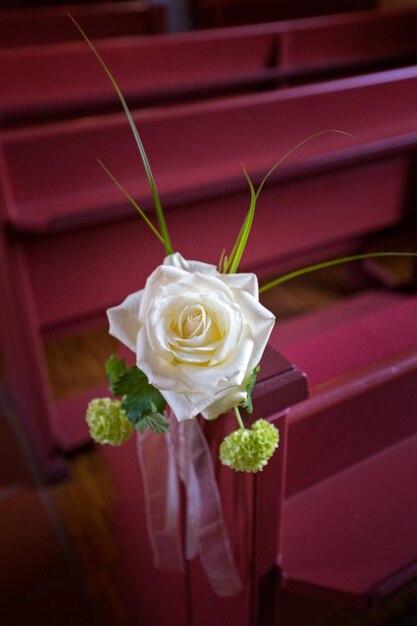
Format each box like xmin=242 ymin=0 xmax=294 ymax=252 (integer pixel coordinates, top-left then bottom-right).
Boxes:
xmin=48 ymin=445 xmax=130 ymax=626
xmin=1 ymin=231 xmax=417 ymax=626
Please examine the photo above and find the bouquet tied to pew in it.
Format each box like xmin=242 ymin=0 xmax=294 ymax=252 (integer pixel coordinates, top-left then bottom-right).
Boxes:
xmin=76 ymin=18 xmax=283 ymax=474
xmin=86 ymin=170 xmax=281 ymax=472
xmin=75 ymin=19 xmax=416 ymax=475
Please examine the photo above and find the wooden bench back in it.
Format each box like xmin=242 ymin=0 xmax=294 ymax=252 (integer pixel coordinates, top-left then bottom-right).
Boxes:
xmin=2 ymin=6 xmax=417 ymax=126
xmin=0 ymin=28 xmax=278 ymax=126
xmin=0 ymin=1 xmax=165 ymax=49
xmin=1 ymin=67 xmax=416 ymax=332
xmin=281 ymin=296 xmax=417 ymax=497
xmin=4 ymin=66 xmax=417 ymax=226
xmin=192 ymin=0 xmax=377 ymax=28
xmin=280 ymin=6 xmax=417 ymax=68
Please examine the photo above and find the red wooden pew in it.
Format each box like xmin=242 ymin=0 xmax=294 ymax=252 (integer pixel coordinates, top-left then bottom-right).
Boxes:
xmin=1 ymin=65 xmax=417 ymax=476
xmin=99 ymin=291 xmax=417 ymax=626
xmin=279 ymin=5 xmax=417 ymax=82
xmin=191 ymin=0 xmax=377 ymax=28
xmin=273 ymin=291 xmax=417 ymax=622
xmin=2 ymin=6 xmax=417 ymax=127
xmin=98 ymin=344 xmax=305 ymax=626
xmin=0 ymin=1 xmax=166 ymax=49
xmin=0 ymin=25 xmax=278 ymax=126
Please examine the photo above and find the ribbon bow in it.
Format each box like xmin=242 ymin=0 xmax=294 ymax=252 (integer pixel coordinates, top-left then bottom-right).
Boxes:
xmin=136 ymin=409 xmax=243 ymax=597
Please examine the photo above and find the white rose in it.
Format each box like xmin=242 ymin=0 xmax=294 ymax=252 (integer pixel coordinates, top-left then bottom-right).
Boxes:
xmin=107 ymin=253 xmax=275 ymax=421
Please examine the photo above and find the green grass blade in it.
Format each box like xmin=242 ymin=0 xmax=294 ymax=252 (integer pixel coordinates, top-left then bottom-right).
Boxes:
xmin=97 ymin=160 xmax=165 ymax=245
xmin=225 ymin=168 xmax=254 ymax=272
xmin=68 ymin=14 xmax=173 ymax=255
xmin=225 ymin=130 xmax=356 ymax=274
xmin=228 ymin=168 xmax=257 ymax=274
xmin=255 ymin=129 xmax=356 ymax=199
xmin=259 ymin=252 xmax=417 ymax=294
xmin=225 ymin=212 xmax=247 ymax=273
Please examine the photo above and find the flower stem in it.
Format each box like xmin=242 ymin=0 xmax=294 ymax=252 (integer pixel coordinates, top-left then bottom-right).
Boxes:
xmin=234 ymin=406 xmax=246 ymax=430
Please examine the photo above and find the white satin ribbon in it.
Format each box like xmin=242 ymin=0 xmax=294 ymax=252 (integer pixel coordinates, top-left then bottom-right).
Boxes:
xmin=136 ymin=415 xmax=185 ymax=573
xmin=136 ymin=409 xmax=243 ymax=597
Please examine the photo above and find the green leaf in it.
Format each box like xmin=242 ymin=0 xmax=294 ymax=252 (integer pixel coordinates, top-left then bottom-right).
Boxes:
xmin=255 ymin=129 xmax=356 ymax=200
xmin=240 ymin=365 xmax=260 ymax=413
xmin=97 ymin=159 xmax=165 ymax=245
xmin=135 ymin=412 xmax=170 ymax=434
xmin=225 ymin=130 xmax=356 ymax=274
xmin=68 ymin=15 xmax=173 ymax=256
xmin=259 ymin=252 xmax=417 ymax=294
xmin=113 ymin=365 xmax=167 ymax=425
xmin=227 ymin=168 xmax=257 ymax=274
xmin=104 ymin=356 xmax=169 ymax=434
xmin=105 ymin=354 xmax=127 ymax=393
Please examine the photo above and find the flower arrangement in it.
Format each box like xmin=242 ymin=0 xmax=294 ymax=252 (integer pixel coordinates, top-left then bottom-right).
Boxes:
xmin=87 ymin=250 xmax=280 ymax=472
xmin=73 ymin=18 xmax=416 ymax=475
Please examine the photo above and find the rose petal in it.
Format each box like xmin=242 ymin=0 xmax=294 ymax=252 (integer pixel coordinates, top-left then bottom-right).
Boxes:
xmin=208 ymin=301 xmax=243 ymax=366
xmin=160 ymin=389 xmax=207 ymax=420
xmin=138 ymin=264 xmax=189 ymax=323
xmin=107 ymin=290 xmax=143 ymax=352
xmin=220 ymin=272 xmax=259 ymax=299
xmin=201 ymin=388 xmax=248 ymax=420
xmin=162 ymin=385 xmax=245 ymax=421
xmin=155 ymin=271 xmax=234 ymax=302
xmin=111 ymin=254 xmax=276 ymax=423
xmin=137 ymin=327 xmax=195 ymax=392
xmin=179 ymin=331 xmax=254 ymax=393
xmin=235 ymin=290 xmax=276 ymax=372
xmin=163 ymin=252 xmax=218 ymax=275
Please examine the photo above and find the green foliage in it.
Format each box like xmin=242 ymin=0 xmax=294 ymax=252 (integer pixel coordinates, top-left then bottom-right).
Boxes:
xmin=97 ymin=160 xmax=165 ymax=245
xmin=219 ymin=419 xmax=279 ymax=473
xmin=105 ymin=354 xmax=127 ymax=392
xmin=227 ymin=168 xmax=257 ymax=274
xmin=105 ymin=355 xmax=169 ymax=434
xmin=259 ymin=252 xmax=417 ymax=294
xmin=86 ymin=398 xmax=133 ymax=446
xmin=226 ymin=130 xmax=355 ymax=274
xmin=240 ymin=365 xmax=260 ymax=414
xmin=68 ymin=15 xmax=173 ymax=256
xmin=135 ymin=412 xmax=170 ymax=434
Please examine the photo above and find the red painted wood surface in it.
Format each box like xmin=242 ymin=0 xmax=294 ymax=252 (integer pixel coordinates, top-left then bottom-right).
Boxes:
xmin=276 ymin=292 xmax=417 ymax=497
xmin=0 ymin=1 xmax=166 ymax=49
xmin=268 ymin=292 xmax=417 ymax=610
xmin=99 ymin=292 xmax=417 ymax=624
xmin=19 ymin=156 xmax=403 ymax=333
xmin=192 ymin=0 xmax=376 ymax=28
xmin=2 ymin=6 xmax=417 ymax=127
xmin=280 ymin=6 xmax=417 ymax=71
xmin=0 ymin=28 xmax=278 ymax=126
xmin=0 ymin=220 xmax=66 ymax=479
xmin=100 ymin=344 xmax=304 ymax=626
xmin=282 ymin=425 xmax=417 ymax=607
xmin=4 ymin=66 xmax=417 ymax=237
xmin=2 ymin=67 xmax=415 ymax=260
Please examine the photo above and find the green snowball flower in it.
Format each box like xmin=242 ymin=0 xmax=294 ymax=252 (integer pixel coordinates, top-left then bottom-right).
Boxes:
xmin=219 ymin=419 xmax=279 ymax=473
xmin=86 ymin=398 xmax=133 ymax=446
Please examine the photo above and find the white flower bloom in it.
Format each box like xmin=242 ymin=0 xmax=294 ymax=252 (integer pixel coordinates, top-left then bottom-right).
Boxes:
xmin=107 ymin=253 xmax=275 ymax=421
